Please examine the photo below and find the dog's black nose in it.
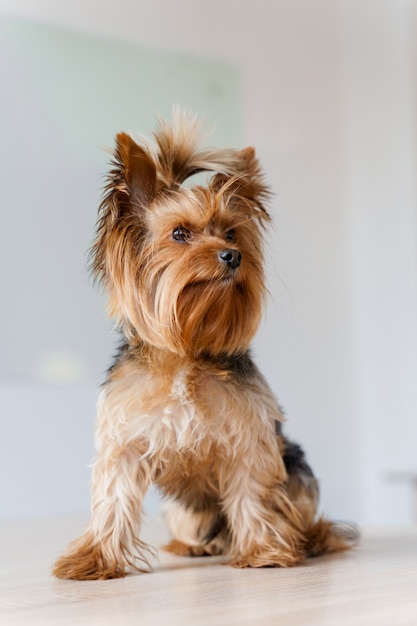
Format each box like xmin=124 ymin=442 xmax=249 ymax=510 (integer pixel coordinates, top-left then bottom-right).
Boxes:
xmin=218 ymin=249 xmax=242 ymax=270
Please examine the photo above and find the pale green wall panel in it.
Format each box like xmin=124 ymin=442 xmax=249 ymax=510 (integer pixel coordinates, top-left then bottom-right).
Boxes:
xmin=0 ymin=17 xmax=241 ymax=381
xmin=0 ymin=17 xmax=241 ymax=167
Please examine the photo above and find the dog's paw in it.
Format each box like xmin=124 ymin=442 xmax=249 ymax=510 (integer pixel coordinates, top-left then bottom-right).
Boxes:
xmin=52 ymin=533 xmax=125 ymax=580
xmin=163 ymin=539 xmax=209 ymax=557
xmin=230 ymin=544 xmax=305 ymax=568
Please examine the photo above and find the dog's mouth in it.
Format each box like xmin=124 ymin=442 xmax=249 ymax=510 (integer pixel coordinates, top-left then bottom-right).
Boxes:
xmin=219 ymin=273 xmax=242 ymax=287
xmin=187 ymin=271 xmax=241 ymax=289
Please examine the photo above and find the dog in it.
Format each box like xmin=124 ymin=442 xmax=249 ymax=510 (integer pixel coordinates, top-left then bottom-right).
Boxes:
xmin=53 ymin=110 xmax=357 ymax=580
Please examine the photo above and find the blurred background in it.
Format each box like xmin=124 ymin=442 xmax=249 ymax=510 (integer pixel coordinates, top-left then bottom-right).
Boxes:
xmin=0 ymin=0 xmax=416 ymax=526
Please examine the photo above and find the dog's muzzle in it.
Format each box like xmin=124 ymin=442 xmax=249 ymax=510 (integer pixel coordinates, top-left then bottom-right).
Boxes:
xmin=218 ymin=249 xmax=242 ymax=270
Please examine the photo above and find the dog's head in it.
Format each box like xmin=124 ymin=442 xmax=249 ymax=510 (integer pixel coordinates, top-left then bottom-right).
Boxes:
xmin=92 ymin=111 xmax=271 ymax=357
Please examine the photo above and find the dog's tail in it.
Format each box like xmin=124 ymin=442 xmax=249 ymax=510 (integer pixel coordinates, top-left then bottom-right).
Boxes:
xmin=151 ymin=107 xmax=243 ymax=186
xmin=282 ymin=438 xmax=359 ymax=558
xmin=305 ymin=518 xmax=360 ymax=557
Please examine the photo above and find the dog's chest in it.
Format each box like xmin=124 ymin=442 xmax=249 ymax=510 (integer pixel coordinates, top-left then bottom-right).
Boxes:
xmin=101 ymin=360 xmax=272 ymax=456
xmin=168 ymin=368 xmax=190 ymax=406
xmin=159 ymin=369 xmax=217 ymax=450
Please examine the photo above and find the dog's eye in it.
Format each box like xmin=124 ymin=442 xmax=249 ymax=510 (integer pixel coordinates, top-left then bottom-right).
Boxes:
xmin=225 ymin=229 xmax=235 ymax=242
xmin=172 ymin=227 xmax=190 ymax=243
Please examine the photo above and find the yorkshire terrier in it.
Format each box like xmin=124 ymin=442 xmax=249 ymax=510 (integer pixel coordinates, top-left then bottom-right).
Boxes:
xmin=53 ymin=111 xmax=356 ymax=580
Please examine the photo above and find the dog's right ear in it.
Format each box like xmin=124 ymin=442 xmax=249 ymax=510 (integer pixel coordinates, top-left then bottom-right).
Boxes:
xmin=115 ymin=133 xmax=158 ymax=210
xmin=91 ymin=134 xmax=158 ymax=294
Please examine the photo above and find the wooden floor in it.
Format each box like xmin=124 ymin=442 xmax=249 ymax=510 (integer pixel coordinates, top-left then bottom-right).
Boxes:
xmin=1 ymin=516 xmax=416 ymax=626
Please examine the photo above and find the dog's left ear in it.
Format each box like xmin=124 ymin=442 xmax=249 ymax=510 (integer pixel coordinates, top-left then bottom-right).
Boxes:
xmin=212 ymin=146 xmax=271 ymax=221
xmin=115 ymin=132 xmax=158 ymax=210
xmin=239 ymin=146 xmax=257 ymax=166
xmin=238 ymin=146 xmax=271 ymax=220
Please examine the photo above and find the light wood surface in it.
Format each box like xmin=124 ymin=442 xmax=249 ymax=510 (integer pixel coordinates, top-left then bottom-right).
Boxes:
xmin=1 ymin=516 xmax=416 ymax=625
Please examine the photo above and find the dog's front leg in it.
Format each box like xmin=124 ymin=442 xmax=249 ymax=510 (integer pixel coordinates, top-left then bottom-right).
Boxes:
xmin=221 ymin=450 xmax=305 ymax=568
xmin=52 ymin=439 xmax=155 ymax=580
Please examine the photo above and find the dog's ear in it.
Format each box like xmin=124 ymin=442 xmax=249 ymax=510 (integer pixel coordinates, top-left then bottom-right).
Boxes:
xmin=91 ymin=134 xmax=158 ymax=294
xmin=115 ymin=132 xmax=158 ymax=210
xmin=237 ymin=147 xmax=270 ymax=211
xmin=211 ymin=146 xmax=271 ymax=221
xmin=239 ymin=146 xmax=256 ymax=165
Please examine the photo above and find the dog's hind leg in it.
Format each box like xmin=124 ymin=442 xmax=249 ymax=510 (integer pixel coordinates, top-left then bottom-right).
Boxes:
xmin=162 ymin=498 xmax=228 ymax=557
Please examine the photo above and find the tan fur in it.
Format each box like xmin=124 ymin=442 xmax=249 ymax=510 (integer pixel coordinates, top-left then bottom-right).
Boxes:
xmin=52 ymin=111 xmax=357 ymax=580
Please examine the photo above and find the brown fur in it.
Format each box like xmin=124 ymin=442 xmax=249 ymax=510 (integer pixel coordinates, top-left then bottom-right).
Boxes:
xmin=52 ymin=110 xmax=358 ymax=580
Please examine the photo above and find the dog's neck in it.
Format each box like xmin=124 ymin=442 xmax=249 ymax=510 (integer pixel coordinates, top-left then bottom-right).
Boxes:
xmin=124 ymin=339 xmax=251 ymax=380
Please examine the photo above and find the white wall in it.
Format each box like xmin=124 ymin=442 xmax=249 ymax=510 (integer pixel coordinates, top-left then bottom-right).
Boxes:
xmin=344 ymin=0 xmax=417 ymax=523
xmin=1 ymin=0 xmax=416 ymax=524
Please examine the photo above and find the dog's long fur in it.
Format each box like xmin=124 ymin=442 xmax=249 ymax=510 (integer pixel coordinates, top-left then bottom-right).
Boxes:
xmin=53 ymin=111 xmax=357 ymax=580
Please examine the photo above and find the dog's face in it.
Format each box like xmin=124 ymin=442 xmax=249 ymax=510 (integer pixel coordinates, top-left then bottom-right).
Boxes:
xmin=92 ymin=113 xmax=270 ymax=357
